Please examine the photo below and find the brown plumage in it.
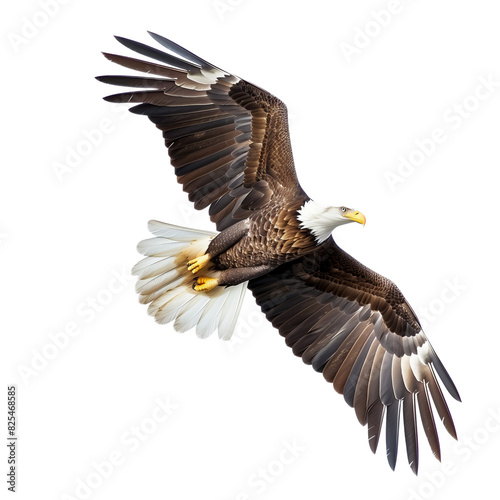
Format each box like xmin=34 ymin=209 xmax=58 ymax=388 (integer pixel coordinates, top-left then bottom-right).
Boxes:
xmin=98 ymin=32 xmax=461 ymax=473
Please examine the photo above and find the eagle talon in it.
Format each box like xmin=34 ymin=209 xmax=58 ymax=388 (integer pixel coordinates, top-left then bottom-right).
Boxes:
xmin=187 ymin=254 xmax=210 ymax=274
xmin=193 ymin=277 xmax=219 ymax=292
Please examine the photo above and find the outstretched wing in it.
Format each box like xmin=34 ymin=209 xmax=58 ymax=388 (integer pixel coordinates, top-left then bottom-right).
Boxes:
xmin=248 ymin=238 xmax=461 ymax=474
xmin=97 ymin=32 xmax=306 ymax=231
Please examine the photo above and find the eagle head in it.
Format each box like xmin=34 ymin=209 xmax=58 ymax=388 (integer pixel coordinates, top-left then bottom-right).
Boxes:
xmin=297 ymin=200 xmax=366 ymax=244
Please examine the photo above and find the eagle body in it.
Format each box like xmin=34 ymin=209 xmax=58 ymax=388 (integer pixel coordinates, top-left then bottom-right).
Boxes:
xmin=99 ymin=32 xmax=461 ymax=474
xmin=209 ymin=197 xmax=316 ymax=277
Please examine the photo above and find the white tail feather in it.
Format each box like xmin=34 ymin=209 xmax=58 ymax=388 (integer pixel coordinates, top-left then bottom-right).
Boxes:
xmin=132 ymin=220 xmax=247 ymax=340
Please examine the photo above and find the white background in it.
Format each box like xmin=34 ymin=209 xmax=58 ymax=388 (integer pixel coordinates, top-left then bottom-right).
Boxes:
xmin=2 ymin=1 xmax=500 ymax=499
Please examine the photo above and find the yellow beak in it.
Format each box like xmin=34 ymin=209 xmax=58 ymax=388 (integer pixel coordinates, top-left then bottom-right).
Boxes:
xmin=344 ymin=209 xmax=366 ymax=226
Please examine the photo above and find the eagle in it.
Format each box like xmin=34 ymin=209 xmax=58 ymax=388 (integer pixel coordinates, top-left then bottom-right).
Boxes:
xmin=98 ymin=32 xmax=460 ymax=474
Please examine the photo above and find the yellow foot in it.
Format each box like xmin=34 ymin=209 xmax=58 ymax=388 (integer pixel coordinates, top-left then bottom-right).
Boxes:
xmin=193 ymin=277 xmax=219 ymax=292
xmin=187 ymin=254 xmax=210 ymax=274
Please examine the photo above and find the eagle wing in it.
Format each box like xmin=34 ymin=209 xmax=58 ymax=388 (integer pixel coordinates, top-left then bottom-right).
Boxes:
xmin=98 ymin=32 xmax=306 ymax=231
xmin=248 ymin=237 xmax=461 ymax=474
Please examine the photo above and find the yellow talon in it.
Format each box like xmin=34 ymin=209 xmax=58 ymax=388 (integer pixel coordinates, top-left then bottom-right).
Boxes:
xmin=193 ymin=277 xmax=219 ymax=292
xmin=187 ymin=254 xmax=211 ymax=274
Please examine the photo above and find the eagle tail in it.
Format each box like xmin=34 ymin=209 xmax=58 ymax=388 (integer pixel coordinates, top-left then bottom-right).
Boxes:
xmin=132 ymin=220 xmax=247 ymax=340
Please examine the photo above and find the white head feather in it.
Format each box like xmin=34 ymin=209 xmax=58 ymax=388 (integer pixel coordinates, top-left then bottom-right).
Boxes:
xmin=297 ymin=200 xmax=365 ymax=244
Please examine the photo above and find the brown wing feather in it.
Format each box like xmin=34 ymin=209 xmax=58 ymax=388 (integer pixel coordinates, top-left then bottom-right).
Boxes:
xmin=248 ymin=237 xmax=461 ymax=473
xmin=98 ymin=33 xmax=305 ymax=230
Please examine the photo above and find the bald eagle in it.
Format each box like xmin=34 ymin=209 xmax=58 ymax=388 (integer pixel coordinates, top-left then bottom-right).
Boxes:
xmin=98 ymin=32 xmax=460 ymax=473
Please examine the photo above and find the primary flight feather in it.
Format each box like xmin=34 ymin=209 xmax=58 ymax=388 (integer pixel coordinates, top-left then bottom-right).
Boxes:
xmin=98 ymin=32 xmax=460 ymax=473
